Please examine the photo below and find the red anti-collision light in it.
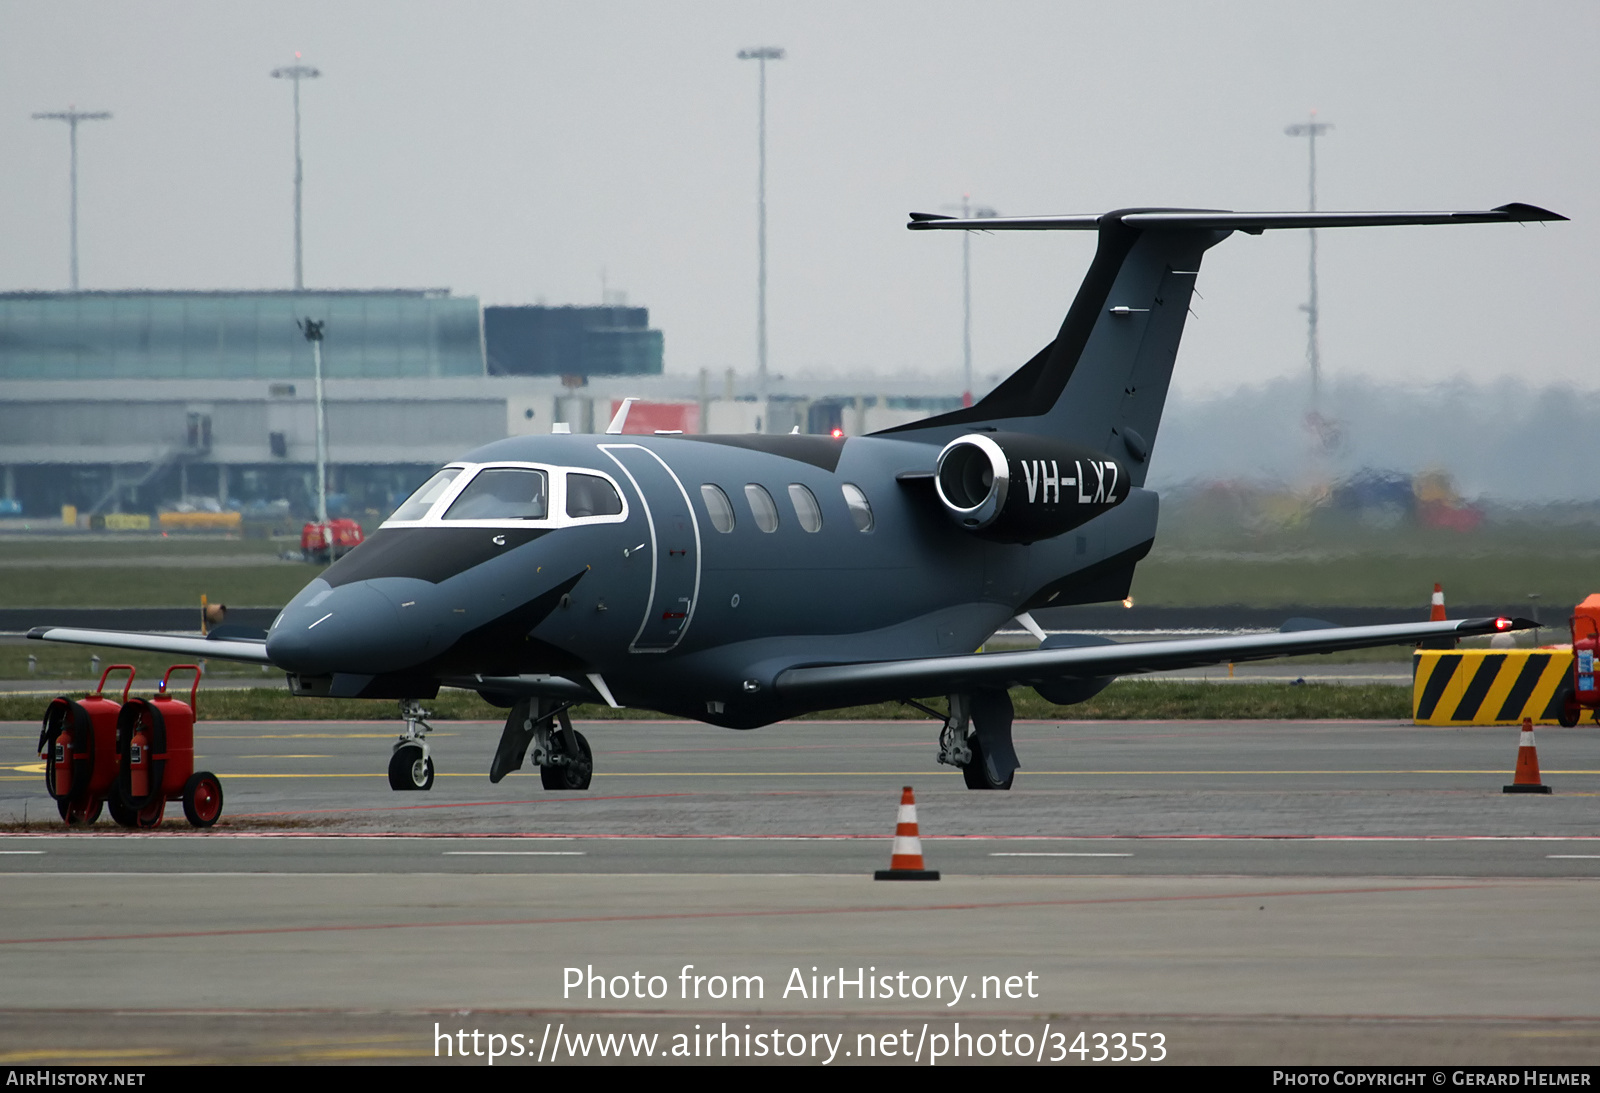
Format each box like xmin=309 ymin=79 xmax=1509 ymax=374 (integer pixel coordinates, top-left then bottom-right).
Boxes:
xmin=1494 ymin=617 xmax=1513 ymax=631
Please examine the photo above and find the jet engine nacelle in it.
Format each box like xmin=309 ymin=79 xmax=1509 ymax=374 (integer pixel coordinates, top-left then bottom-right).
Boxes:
xmin=934 ymin=432 xmax=1128 ymax=543
xmin=1030 ymin=633 xmax=1118 ymax=706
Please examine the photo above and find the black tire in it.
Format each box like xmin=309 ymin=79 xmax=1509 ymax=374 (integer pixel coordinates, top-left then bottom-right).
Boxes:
xmin=182 ymin=772 xmax=224 ymax=828
xmin=57 ymin=797 xmax=103 ymax=826
xmin=388 ymin=745 xmax=434 ymax=791
xmin=1558 ymin=702 xmax=1581 ymax=728
xmin=961 ymin=732 xmax=1015 ymax=791
xmin=108 ymin=798 xmax=139 ymax=828
xmin=540 ymin=731 xmax=593 ymax=791
xmin=135 ymin=800 xmax=164 ymax=828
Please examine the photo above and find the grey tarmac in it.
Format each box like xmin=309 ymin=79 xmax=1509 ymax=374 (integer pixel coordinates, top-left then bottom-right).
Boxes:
xmin=1 ymin=716 xmax=1598 ymax=1066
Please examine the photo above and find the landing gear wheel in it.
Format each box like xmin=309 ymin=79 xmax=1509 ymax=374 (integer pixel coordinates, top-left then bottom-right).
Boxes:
xmin=56 ymin=797 xmax=102 ymax=825
xmin=961 ymin=732 xmax=1014 ymax=791
xmin=182 ymin=772 xmax=224 ymax=828
xmin=389 ymin=745 xmax=434 ymax=791
xmin=108 ymin=798 xmax=138 ymax=828
xmin=540 ymin=730 xmax=592 ymax=791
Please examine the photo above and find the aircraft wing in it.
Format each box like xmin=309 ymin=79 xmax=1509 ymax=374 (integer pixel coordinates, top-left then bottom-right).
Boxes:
xmin=774 ymin=616 xmax=1534 ymax=707
xmin=439 ymin=674 xmax=598 ymax=703
xmin=27 ymin=626 xmax=275 ymax=664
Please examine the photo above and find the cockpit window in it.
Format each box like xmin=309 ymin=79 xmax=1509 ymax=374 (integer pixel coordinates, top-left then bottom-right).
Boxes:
xmin=443 ymin=468 xmax=549 ymax=521
xmin=567 ymin=473 xmax=623 ymax=518
xmin=388 ymin=468 xmax=461 ymax=522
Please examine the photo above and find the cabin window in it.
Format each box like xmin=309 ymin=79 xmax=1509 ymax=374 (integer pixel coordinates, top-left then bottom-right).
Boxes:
xmin=700 ymin=484 xmax=736 ymax=533
xmin=443 ymin=468 xmax=549 ymax=520
xmin=841 ymin=483 xmax=874 ymax=532
xmin=744 ymin=484 xmax=779 ymax=533
xmin=388 ymin=468 xmax=460 ymax=521
xmin=567 ymin=473 xmax=623 ymax=518
xmin=788 ymin=484 xmax=823 ymax=533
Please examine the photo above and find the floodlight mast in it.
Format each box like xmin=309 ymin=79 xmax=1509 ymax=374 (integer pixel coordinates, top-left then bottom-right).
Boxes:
xmin=298 ymin=318 xmax=328 ymax=526
xmin=949 ymin=195 xmax=998 ymax=407
xmin=271 ymin=58 xmax=321 ymax=291
xmin=738 ymin=46 xmax=784 ymax=405
xmin=1285 ymin=111 xmax=1333 ymax=406
xmin=31 ymin=107 xmax=112 ymax=291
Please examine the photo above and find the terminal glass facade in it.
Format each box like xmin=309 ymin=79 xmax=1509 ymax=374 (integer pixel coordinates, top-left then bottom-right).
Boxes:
xmin=0 ymin=291 xmax=485 ymax=380
xmin=483 ymin=305 xmax=663 ymax=376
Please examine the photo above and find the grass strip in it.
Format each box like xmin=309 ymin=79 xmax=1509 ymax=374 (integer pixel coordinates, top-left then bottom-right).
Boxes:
xmin=0 ymin=680 xmax=1411 ymax=725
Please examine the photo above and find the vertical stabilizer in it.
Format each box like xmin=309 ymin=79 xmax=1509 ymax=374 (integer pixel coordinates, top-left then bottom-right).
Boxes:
xmin=879 ymin=212 xmax=1228 ymax=484
xmin=883 ymin=202 xmax=1562 ymax=483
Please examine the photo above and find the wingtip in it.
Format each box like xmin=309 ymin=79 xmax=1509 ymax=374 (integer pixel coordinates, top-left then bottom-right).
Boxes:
xmin=25 ymin=626 xmax=49 ymax=640
xmin=1493 ymin=202 xmax=1568 ymax=222
xmin=907 ymin=212 xmax=953 ymax=229
xmin=1457 ymin=615 xmax=1541 ymax=632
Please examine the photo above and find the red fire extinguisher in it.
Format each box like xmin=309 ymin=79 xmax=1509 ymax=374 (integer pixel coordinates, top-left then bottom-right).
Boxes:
xmin=1575 ymin=615 xmax=1600 ymax=709
xmin=52 ymin=724 xmax=74 ymax=797
xmin=129 ymin=722 xmax=150 ymax=800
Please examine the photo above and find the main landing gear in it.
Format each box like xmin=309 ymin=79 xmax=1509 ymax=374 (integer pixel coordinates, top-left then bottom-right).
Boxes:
xmin=912 ymin=688 xmax=1020 ymax=790
xmin=388 ymin=698 xmax=436 ymax=791
xmin=489 ymin=697 xmax=593 ymax=791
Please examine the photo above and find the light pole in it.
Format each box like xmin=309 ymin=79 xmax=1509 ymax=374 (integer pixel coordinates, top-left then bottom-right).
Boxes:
xmin=1285 ymin=111 xmax=1333 ymax=407
xmin=297 ymin=318 xmax=329 ymax=529
xmin=271 ymin=56 xmax=320 ymax=290
xmin=948 ymin=195 xmax=998 ymax=407
xmin=31 ymin=106 xmax=112 ymax=291
xmin=738 ymin=46 xmax=784 ymax=405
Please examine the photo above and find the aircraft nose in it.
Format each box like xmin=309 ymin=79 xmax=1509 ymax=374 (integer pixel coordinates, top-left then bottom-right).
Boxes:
xmin=266 ymin=580 xmax=433 ymax=675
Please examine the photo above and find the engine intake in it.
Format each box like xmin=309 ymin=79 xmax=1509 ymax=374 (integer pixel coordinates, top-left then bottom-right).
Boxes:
xmin=934 ymin=432 xmax=1128 ymax=543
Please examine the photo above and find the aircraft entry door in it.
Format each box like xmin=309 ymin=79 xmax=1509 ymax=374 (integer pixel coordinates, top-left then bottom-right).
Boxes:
xmin=600 ymin=444 xmax=702 ymax=653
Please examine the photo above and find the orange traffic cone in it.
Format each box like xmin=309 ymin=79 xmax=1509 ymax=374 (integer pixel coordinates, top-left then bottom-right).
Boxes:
xmin=1503 ymin=717 xmax=1553 ymax=794
xmin=874 ymin=786 xmax=940 ymax=880
xmin=1421 ymin=583 xmax=1457 ymax=650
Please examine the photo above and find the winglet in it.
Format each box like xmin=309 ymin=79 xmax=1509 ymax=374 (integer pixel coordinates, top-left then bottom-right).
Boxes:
xmin=1492 ymin=202 xmax=1568 ymax=222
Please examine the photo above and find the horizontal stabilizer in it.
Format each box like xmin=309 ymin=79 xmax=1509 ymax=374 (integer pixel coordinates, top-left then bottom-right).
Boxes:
xmin=908 ymin=203 xmax=1566 ymax=234
xmin=775 ymin=616 xmax=1534 ymax=707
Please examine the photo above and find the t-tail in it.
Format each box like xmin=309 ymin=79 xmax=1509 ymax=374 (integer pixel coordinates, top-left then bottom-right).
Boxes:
xmin=879 ymin=203 xmax=1565 ymax=485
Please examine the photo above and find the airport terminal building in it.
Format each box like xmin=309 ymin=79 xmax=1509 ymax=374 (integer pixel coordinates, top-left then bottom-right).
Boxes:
xmin=0 ymin=289 xmax=950 ymax=524
xmin=0 ymin=290 xmax=668 ymax=522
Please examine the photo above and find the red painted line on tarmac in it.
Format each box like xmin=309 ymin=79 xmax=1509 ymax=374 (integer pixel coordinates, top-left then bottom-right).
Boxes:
xmin=4 ymin=1004 xmax=1594 ymax=1025
xmin=6 ymin=831 xmax=1600 ymax=841
xmin=224 ymin=792 xmax=693 ymax=819
xmin=0 ymin=881 xmax=1501 ymax=946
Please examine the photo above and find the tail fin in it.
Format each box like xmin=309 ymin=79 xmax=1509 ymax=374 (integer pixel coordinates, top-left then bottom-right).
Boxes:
xmin=880 ymin=204 xmax=1564 ymax=485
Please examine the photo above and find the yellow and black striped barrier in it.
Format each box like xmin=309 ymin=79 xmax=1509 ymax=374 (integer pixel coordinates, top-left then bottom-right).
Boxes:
xmin=1412 ymin=648 xmax=1573 ymax=726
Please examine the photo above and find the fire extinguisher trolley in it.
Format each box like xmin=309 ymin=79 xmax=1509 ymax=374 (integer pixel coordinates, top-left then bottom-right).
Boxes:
xmin=1562 ymin=594 xmax=1600 ymax=727
xmin=115 ymin=665 xmax=224 ymax=828
xmin=39 ymin=664 xmax=136 ymax=825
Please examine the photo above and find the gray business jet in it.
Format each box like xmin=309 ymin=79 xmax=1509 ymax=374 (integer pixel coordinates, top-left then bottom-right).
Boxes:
xmin=30 ymin=203 xmax=1563 ymax=791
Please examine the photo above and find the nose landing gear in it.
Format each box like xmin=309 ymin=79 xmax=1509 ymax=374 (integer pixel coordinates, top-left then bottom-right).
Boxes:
xmin=388 ymin=698 xmax=436 ymax=791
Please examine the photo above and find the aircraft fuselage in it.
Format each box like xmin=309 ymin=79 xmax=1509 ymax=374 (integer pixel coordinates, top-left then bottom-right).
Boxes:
xmin=265 ymin=431 xmax=1156 ymax=727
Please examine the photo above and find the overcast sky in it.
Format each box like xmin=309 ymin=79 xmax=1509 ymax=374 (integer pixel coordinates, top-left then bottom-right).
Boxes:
xmin=2 ymin=1 xmax=1593 ymax=396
